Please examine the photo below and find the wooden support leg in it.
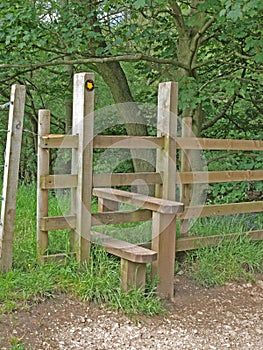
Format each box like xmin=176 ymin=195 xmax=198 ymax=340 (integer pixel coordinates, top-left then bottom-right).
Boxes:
xmin=151 ymin=212 xmax=176 ymax=299
xmin=120 ymin=259 xmax=146 ymax=292
xmin=98 ymin=198 xmax=119 ymax=212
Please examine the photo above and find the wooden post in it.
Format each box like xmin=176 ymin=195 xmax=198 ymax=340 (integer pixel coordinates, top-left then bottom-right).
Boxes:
xmin=71 ymin=72 xmax=94 ymax=263
xmin=155 ymin=82 xmax=178 ymax=200
xmin=180 ymin=117 xmax=192 ymax=235
xmin=36 ymin=110 xmax=50 ymax=261
xmin=152 ymin=212 xmax=177 ymax=298
xmin=152 ymin=82 xmax=178 ymax=298
xmin=0 ymin=84 xmax=26 ymax=272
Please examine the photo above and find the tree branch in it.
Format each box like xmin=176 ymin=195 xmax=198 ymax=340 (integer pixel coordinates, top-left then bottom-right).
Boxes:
xmin=0 ymin=54 xmax=188 ymax=70
xmin=202 ymin=94 xmax=237 ymax=131
xmin=189 ymin=16 xmax=215 ymax=68
xmin=190 ymin=16 xmax=215 ymax=54
xmin=169 ymin=1 xmax=187 ymax=32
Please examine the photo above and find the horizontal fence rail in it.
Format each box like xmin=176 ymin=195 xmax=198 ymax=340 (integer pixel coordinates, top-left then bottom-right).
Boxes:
xmin=176 ymin=230 xmax=263 ymax=251
xmin=40 ymin=174 xmax=78 ymax=189
xmin=178 ymin=201 xmax=263 ymax=219
xmin=39 ymin=215 xmax=76 ymax=231
xmin=93 ymin=172 xmax=163 ymax=187
xmin=176 ymin=137 xmax=263 ymax=151
xmin=93 ymin=135 xmax=164 ymax=149
xmin=40 ymin=134 xmax=79 ymax=148
xmin=177 ymin=170 xmax=263 ymax=184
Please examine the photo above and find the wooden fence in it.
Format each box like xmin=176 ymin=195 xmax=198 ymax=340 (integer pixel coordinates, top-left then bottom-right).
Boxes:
xmin=36 ymin=73 xmax=263 ymax=293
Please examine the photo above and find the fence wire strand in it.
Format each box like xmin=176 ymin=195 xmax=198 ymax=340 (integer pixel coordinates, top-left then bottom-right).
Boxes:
xmin=0 ymin=101 xmax=13 ymax=110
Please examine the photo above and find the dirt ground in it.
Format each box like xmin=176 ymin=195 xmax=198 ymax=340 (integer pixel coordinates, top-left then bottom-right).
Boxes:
xmin=0 ymin=275 xmax=262 ymax=350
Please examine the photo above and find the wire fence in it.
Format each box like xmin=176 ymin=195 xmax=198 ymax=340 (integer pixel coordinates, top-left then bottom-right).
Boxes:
xmin=0 ymin=101 xmax=13 ymax=110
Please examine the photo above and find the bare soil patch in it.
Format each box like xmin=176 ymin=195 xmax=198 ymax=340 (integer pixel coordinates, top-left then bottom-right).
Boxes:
xmin=1 ymin=275 xmax=262 ymax=350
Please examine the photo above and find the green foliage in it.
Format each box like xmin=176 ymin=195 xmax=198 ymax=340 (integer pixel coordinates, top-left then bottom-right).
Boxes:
xmin=0 ymin=0 xmax=262 ymax=182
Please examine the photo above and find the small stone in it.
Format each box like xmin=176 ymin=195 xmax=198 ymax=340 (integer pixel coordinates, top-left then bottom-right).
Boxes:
xmin=256 ymin=280 xmax=263 ymax=289
xmin=79 ymin=316 xmax=86 ymax=323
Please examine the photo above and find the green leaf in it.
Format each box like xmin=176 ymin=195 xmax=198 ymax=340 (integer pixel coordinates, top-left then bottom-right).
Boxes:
xmin=226 ymin=4 xmax=243 ymax=21
xmin=134 ymin=0 xmax=146 ymax=10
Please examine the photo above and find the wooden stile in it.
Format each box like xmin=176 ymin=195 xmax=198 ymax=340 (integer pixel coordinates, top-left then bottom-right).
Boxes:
xmin=35 ymin=72 xmax=263 ymax=300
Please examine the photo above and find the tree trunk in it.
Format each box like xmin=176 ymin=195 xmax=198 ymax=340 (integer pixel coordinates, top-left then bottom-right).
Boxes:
xmin=95 ymin=61 xmax=156 ymax=178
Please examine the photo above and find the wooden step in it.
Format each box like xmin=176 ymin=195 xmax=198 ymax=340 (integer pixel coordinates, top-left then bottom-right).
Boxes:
xmin=91 ymin=231 xmax=157 ymax=264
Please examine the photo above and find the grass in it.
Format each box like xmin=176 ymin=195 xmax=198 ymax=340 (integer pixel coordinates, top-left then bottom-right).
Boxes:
xmin=0 ymin=183 xmax=262 ymax=319
xmin=185 ymin=214 xmax=263 ymax=287
xmin=185 ymin=233 xmax=263 ymax=287
xmin=0 ymin=184 xmax=165 ymax=317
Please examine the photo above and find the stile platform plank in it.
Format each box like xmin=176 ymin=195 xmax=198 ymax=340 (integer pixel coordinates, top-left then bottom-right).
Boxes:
xmin=93 ymin=188 xmax=184 ymax=215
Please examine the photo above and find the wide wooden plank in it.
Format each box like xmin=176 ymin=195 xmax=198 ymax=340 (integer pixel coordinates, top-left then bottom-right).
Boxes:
xmin=177 ymin=170 xmax=263 ymax=184
xmin=93 ymin=172 xmax=162 ymax=187
xmin=176 ymin=230 xmax=263 ymax=251
xmin=91 ymin=231 xmax=157 ymax=263
xmin=92 ymin=209 xmax=152 ymax=226
xmin=93 ymin=135 xmax=164 ymax=149
xmin=40 ymin=134 xmax=79 ymax=149
xmin=40 ymin=174 xmax=78 ymax=189
xmin=176 ymin=137 xmax=263 ymax=151
xmin=178 ymin=201 xmax=263 ymax=219
xmin=93 ymin=188 xmax=184 ymax=214
xmin=39 ymin=215 xmax=76 ymax=231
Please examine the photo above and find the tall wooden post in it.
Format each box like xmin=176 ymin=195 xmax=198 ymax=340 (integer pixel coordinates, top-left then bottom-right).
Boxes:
xmin=0 ymin=85 xmax=26 ymax=272
xmin=152 ymin=82 xmax=178 ymax=298
xmin=36 ymin=110 xmax=50 ymax=261
xmin=71 ymin=73 xmax=94 ymax=263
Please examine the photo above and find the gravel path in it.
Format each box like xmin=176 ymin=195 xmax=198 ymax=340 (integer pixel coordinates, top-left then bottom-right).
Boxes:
xmin=1 ymin=276 xmax=262 ymax=349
